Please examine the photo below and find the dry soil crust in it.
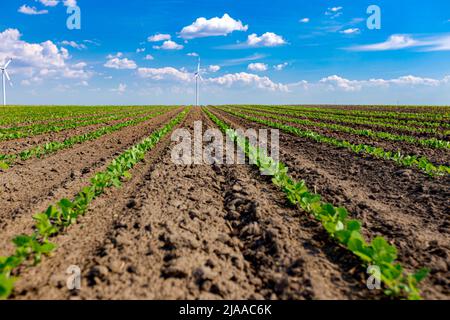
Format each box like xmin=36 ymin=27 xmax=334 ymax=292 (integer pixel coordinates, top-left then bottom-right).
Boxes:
xmin=212 ymin=108 xmax=449 ymax=299
xmin=0 ymin=109 xmax=181 ymax=254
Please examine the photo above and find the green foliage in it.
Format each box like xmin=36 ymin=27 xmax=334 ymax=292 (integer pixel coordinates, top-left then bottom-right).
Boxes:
xmin=205 ymin=107 xmax=429 ymax=300
xmin=241 ymin=108 xmax=450 ymax=149
xmin=221 ymin=108 xmax=449 ymax=177
xmin=0 ymin=108 xmax=152 ymax=142
xmin=0 ymin=110 xmax=168 ymax=168
xmin=0 ymin=108 xmax=189 ymax=299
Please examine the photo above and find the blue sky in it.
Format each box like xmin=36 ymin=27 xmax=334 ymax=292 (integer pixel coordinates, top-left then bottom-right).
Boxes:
xmin=1 ymin=0 xmax=450 ymax=105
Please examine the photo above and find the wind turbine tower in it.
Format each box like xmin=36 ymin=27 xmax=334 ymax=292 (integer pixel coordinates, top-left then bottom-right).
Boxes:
xmin=194 ymin=58 xmax=202 ymax=107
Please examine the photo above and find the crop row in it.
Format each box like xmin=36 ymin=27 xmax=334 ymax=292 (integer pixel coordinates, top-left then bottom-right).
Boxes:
xmin=246 ymin=105 xmax=450 ymax=121
xmin=0 ymin=108 xmax=150 ymax=133
xmin=235 ymin=108 xmax=450 ymax=149
xmin=0 ymin=109 xmax=156 ymax=142
xmin=0 ymin=110 xmax=168 ymax=170
xmin=217 ymin=108 xmax=450 ymax=177
xmin=0 ymin=106 xmax=140 ymax=126
xmin=0 ymin=108 xmax=189 ymax=299
xmin=237 ymin=106 xmax=449 ymax=136
xmin=204 ymin=108 xmax=428 ymax=300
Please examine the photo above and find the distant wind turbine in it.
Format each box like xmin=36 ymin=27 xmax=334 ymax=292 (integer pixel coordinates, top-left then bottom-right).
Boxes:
xmin=1 ymin=58 xmax=13 ymax=106
xmin=194 ymin=58 xmax=203 ymax=107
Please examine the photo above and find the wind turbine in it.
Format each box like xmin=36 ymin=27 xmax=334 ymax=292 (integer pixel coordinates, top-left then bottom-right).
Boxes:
xmin=1 ymin=58 xmax=13 ymax=106
xmin=194 ymin=57 xmax=203 ymax=107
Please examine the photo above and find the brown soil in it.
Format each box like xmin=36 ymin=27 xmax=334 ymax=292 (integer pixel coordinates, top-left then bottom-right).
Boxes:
xmin=5 ymin=108 xmax=375 ymax=300
xmin=286 ymin=105 xmax=450 ymax=117
xmin=242 ymin=107 xmax=449 ymax=141
xmin=212 ymin=108 xmax=450 ymax=299
xmin=1 ymin=107 xmax=448 ymax=300
xmin=0 ymin=108 xmax=182 ymax=253
xmin=0 ymin=110 xmax=157 ymax=155
xmin=240 ymin=111 xmax=450 ymax=166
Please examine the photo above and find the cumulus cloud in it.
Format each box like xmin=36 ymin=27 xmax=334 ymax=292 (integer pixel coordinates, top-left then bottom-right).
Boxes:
xmin=248 ymin=63 xmax=268 ymax=72
xmin=246 ymin=32 xmax=287 ymax=47
xmin=0 ymin=28 xmax=91 ymax=80
xmin=318 ymin=74 xmax=448 ymax=92
xmin=144 ymin=54 xmax=154 ymax=60
xmin=348 ymin=34 xmax=418 ymax=51
xmin=104 ymin=53 xmax=137 ymax=69
xmin=137 ymin=67 xmax=192 ymax=82
xmin=325 ymin=7 xmax=343 ymax=18
xmin=340 ymin=28 xmax=360 ymax=35
xmin=61 ymin=40 xmax=86 ymax=50
xmin=63 ymin=0 xmax=77 ymax=7
xmin=299 ymin=18 xmax=310 ymax=23
xmin=274 ymin=62 xmax=288 ymax=71
xmin=208 ymin=65 xmax=220 ymax=72
xmin=39 ymin=0 xmax=59 ymax=6
xmin=320 ymin=75 xmax=361 ymax=92
xmin=179 ymin=13 xmax=248 ymax=39
xmin=153 ymin=40 xmax=184 ymax=50
xmin=147 ymin=33 xmax=171 ymax=42
xmin=136 ymin=48 xmax=145 ymax=53
xmin=18 ymin=5 xmax=48 ymax=15
xmin=207 ymin=72 xmax=288 ymax=91
xmin=111 ymin=83 xmax=127 ymax=94
xmin=187 ymin=52 xmax=199 ymax=57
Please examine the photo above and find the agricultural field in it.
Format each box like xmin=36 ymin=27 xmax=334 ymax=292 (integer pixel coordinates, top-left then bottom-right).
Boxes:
xmin=0 ymin=105 xmax=448 ymax=300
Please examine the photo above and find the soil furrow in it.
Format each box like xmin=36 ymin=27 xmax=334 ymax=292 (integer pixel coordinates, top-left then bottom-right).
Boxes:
xmin=0 ymin=110 xmax=161 ymax=154
xmin=0 ymin=109 xmax=181 ymax=254
xmin=234 ymin=110 xmax=449 ymax=166
xmin=10 ymin=108 xmax=375 ymax=300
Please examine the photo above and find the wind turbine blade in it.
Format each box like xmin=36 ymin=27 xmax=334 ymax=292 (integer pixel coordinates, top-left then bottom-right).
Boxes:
xmin=5 ymin=72 xmax=12 ymax=87
xmin=4 ymin=59 xmax=12 ymax=69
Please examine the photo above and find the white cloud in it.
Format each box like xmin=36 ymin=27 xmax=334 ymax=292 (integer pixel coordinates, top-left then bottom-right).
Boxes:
xmin=187 ymin=52 xmax=199 ymax=57
xmin=63 ymin=0 xmax=77 ymax=7
xmin=136 ymin=48 xmax=145 ymax=53
xmin=274 ymin=62 xmax=288 ymax=71
xmin=248 ymin=63 xmax=268 ymax=72
xmin=0 ymin=28 xmax=91 ymax=80
xmin=349 ymin=34 xmax=418 ymax=51
xmin=39 ymin=0 xmax=59 ymax=6
xmin=18 ymin=5 xmax=48 ymax=15
xmin=348 ymin=34 xmax=450 ymax=52
xmin=320 ymin=75 xmax=361 ymax=92
xmin=104 ymin=53 xmax=137 ymax=69
xmin=153 ymin=40 xmax=184 ymax=50
xmin=144 ymin=54 xmax=154 ymax=60
xmin=207 ymin=72 xmax=288 ymax=91
xmin=208 ymin=65 xmax=220 ymax=72
xmin=299 ymin=18 xmax=310 ymax=23
xmin=111 ymin=83 xmax=126 ymax=94
xmin=179 ymin=13 xmax=248 ymax=39
xmin=61 ymin=40 xmax=86 ymax=50
xmin=137 ymin=67 xmax=192 ymax=82
xmin=246 ymin=32 xmax=287 ymax=47
xmin=318 ymin=74 xmax=448 ymax=92
xmin=340 ymin=28 xmax=360 ymax=35
xmin=147 ymin=33 xmax=171 ymax=42
xmin=325 ymin=7 xmax=343 ymax=18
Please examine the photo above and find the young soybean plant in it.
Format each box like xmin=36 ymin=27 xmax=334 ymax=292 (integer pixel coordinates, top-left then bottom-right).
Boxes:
xmin=0 ymin=109 xmax=189 ymax=300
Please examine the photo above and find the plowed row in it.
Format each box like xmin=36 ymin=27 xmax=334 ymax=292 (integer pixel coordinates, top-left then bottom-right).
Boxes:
xmin=0 ymin=106 xmax=448 ymax=300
